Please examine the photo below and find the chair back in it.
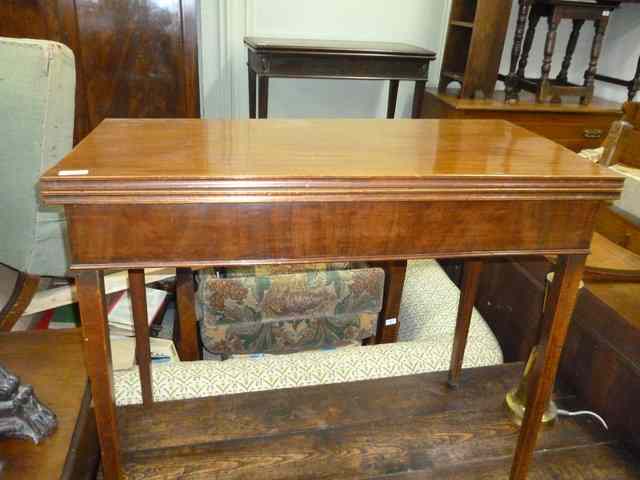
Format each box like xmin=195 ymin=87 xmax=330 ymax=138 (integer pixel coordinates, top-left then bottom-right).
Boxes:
xmin=600 ymin=102 xmax=640 ymax=168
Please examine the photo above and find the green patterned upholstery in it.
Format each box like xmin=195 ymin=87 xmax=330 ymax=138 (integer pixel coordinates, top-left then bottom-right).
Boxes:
xmin=197 ymin=265 xmax=384 ymax=356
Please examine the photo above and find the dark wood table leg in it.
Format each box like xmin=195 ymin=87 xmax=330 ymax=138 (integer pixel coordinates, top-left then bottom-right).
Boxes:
xmin=176 ymin=268 xmax=200 ymax=361
xmin=629 ymin=56 xmax=640 ymax=101
xmin=128 ymin=269 xmax=153 ymax=407
xmin=448 ymin=259 xmax=483 ymax=388
xmin=505 ymin=0 xmax=529 ymax=103
xmin=75 ymin=270 xmax=122 ymax=480
xmin=387 ymin=80 xmax=399 ymax=119
xmin=516 ymin=8 xmax=541 ymax=79
xmin=248 ymin=66 xmax=257 ymax=119
xmin=373 ymin=260 xmax=407 ymax=344
xmin=509 ymin=254 xmax=587 ymax=480
xmin=581 ymin=18 xmax=608 ymax=106
xmin=557 ymin=19 xmax=585 ymax=84
xmin=538 ymin=11 xmax=561 ymax=103
xmin=411 ymin=80 xmax=426 ymax=118
xmin=258 ymin=75 xmax=269 ymax=118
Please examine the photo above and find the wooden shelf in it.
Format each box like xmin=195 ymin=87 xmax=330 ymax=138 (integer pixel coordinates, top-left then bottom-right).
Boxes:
xmin=450 ymin=20 xmax=474 ymax=28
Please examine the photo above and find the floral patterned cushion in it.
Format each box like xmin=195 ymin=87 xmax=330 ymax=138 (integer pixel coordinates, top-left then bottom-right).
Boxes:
xmin=197 ymin=267 xmax=384 ymax=356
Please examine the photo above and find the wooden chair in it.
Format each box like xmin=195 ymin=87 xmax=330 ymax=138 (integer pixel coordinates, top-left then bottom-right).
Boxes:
xmin=581 ymin=102 xmax=640 ymax=282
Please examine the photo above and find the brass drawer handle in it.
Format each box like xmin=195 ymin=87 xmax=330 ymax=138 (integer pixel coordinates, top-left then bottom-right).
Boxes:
xmin=583 ymin=128 xmax=604 ymax=139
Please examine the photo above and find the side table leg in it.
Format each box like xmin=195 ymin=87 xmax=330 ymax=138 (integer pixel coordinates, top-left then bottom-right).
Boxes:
xmin=248 ymin=67 xmax=257 ymax=119
xmin=505 ymin=0 xmax=529 ymax=103
xmin=581 ymin=18 xmax=608 ymax=105
xmin=448 ymin=259 xmax=483 ymax=388
xmin=76 ymin=271 xmax=122 ymax=480
xmin=176 ymin=268 xmax=201 ymax=361
xmin=411 ymin=80 xmax=426 ymax=119
xmin=509 ymin=254 xmax=587 ymax=480
xmin=539 ymin=12 xmax=561 ymax=103
xmin=516 ymin=8 xmax=541 ymax=79
xmin=557 ymin=19 xmax=585 ymax=84
xmin=373 ymin=260 xmax=407 ymax=344
xmin=129 ymin=269 xmax=153 ymax=407
xmin=258 ymin=75 xmax=269 ymax=118
xmin=387 ymin=80 xmax=399 ymax=119
xmin=628 ymin=56 xmax=640 ymax=101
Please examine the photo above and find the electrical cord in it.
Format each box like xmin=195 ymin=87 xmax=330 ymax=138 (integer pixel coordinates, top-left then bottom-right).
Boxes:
xmin=557 ymin=409 xmax=609 ymax=430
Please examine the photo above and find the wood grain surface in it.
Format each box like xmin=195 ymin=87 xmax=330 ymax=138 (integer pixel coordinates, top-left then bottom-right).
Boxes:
xmin=116 ymin=363 xmax=638 ymax=479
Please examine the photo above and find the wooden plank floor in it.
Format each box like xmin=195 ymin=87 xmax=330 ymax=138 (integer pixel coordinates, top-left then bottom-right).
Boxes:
xmin=117 ymin=363 xmax=640 ymax=479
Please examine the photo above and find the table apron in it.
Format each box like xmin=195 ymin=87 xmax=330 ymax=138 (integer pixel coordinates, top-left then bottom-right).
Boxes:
xmin=248 ymin=50 xmax=430 ymax=79
xmin=65 ymin=200 xmax=598 ymax=269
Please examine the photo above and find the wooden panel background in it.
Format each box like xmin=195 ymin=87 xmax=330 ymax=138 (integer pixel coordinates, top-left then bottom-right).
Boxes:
xmin=0 ymin=0 xmax=200 ymax=144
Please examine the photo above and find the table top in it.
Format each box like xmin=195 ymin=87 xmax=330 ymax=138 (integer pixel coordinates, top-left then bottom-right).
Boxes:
xmin=244 ymin=36 xmax=436 ymax=58
xmin=40 ymin=119 xmax=623 ymax=205
xmin=427 ymin=89 xmax=622 ymax=114
xmin=0 ymin=329 xmax=89 ymax=480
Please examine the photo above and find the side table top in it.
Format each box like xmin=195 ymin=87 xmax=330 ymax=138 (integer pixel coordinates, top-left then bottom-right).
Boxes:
xmin=39 ymin=119 xmax=623 ymax=205
xmin=244 ymin=36 xmax=436 ymax=58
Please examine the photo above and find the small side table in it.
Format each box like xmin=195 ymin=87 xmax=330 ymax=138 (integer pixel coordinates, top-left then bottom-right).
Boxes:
xmin=504 ymin=0 xmax=620 ymax=105
xmin=244 ymin=37 xmax=436 ymax=119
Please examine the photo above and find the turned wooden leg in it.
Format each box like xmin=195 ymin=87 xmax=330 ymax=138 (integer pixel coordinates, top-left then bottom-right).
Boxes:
xmin=538 ymin=12 xmax=561 ymax=103
xmin=373 ymin=260 xmax=407 ymax=344
xmin=516 ymin=9 xmax=541 ymax=79
xmin=582 ymin=18 xmax=609 ymax=105
xmin=248 ymin=67 xmax=257 ymax=119
xmin=129 ymin=269 xmax=153 ymax=407
xmin=557 ymin=19 xmax=585 ymax=84
xmin=76 ymin=271 xmax=122 ymax=480
xmin=411 ymin=80 xmax=426 ymax=119
xmin=509 ymin=254 xmax=587 ymax=480
xmin=505 ymin=0 xmax=529 ymax=103
xmin=629 ymin=56 xmax=640 ymax=101
xmin=176 ymin=268 xmax=200 ymax=361
xmin=448 ymin=259 xmax=483 ymax=388
xmin=258 ymin=75 xmax=269 ymax=118
xmin=387 ymin=80 xmax=399 ymax=119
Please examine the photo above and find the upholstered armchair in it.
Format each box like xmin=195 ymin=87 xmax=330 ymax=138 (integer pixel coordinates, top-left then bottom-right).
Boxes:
xmin=196 ymin=263 xmax=385 ymax=357
xmin=0 ymin=37 xmax=75 ymax=330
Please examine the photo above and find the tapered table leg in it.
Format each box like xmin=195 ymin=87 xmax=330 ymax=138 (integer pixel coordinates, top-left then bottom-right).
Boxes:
xmin=448 ymin=259 xmax=483 ymax=388
xmin=411 ymin=80 xmax=426 ymax=118
xmin=248 ymin=67 xmax=257 ymax=119
xmin=387 ymin=80 xmax=399 ymax=119
xmin=76 ymin=271 xmax=122 ymax=480
xmin=129 ymin=269 xmax=153 ymax=407
xmin=509 ymin=254 xmax=587 ymax=480
xmin=176 ymin=268 xmax=200 ymax=361
xmin=258 ymin=76 xmax=269 ymax=118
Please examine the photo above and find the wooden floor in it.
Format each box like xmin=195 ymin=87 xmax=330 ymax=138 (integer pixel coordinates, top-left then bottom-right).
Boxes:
xmin=116 ymin=363 xmax=640 ymax=479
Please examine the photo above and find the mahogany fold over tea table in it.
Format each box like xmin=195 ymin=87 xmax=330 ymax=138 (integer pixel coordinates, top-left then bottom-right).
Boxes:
xmin=39 ymin=119 xmax=623 ymax=480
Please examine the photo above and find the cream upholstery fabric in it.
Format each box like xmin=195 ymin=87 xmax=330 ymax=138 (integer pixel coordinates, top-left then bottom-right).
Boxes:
xmin=578 ymin=146 xmax=640 ymax=219
xmin=0 ymin=37 xmax=75 ymax=276
xmin=114 ymin=260 xmax=503 ymax=405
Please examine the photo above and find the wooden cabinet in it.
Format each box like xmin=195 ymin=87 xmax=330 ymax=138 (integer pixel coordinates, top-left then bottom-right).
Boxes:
xmin=439 ymin=0 xmax=513 ymax=99
xmin=0 ymin=0 xmax=199 ymax=144
xmin=422 ymin=89 xmax=621 ymax=151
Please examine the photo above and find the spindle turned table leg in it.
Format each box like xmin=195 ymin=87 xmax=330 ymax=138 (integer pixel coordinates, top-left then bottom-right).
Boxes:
xmin=505 ymin=0 xmax=530 ymax=103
